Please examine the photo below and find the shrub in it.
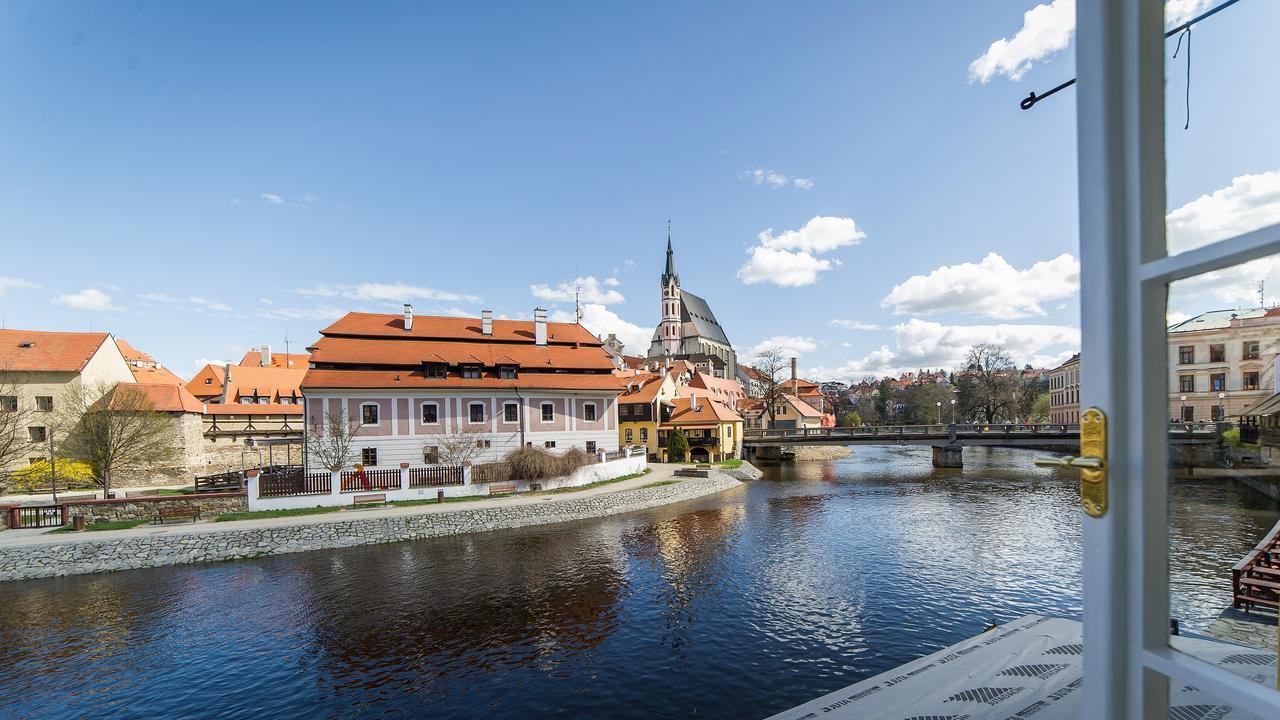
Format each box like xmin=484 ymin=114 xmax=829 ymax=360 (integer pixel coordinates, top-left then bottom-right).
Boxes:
xmin=667 ymin=428 xmax=689 ymax=462
xmin=8 ymin=459 xmax=97 ymax=493
xmin=556 ymin=448 xmax=592 ymax=475
xmin=503 ymin=446 xmax=564 ymax=480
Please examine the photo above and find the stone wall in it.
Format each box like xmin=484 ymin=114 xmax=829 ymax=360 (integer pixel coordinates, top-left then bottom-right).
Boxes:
xmin=0 ymin=474 xmax=740 ymax=582
xmin=64 ymin=492 xmax=248 ymax=523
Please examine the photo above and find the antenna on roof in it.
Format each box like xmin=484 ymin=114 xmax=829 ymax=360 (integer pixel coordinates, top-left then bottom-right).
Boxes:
xmin=575 ymin=285 xmax=583 ymax=323
xmin=283 ymin=327 xmax=291 ymax=364
xmin=1258 ymin=280 xmax=1265 ymax=309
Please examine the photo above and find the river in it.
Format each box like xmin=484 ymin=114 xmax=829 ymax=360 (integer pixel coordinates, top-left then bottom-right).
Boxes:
xmin=0 ymin=447 xmax=1275 ymax=719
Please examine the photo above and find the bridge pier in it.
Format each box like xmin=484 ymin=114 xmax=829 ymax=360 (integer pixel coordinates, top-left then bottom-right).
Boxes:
xmin=931 ymin=444 xmax=963 ymax=468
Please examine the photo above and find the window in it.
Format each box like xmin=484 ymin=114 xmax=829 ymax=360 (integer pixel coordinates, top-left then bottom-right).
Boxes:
xmin=1243 ymin=340 xmax=1260 ymax=360
xmin=1243 ymin=371 xmax=1260 ymax=390
xmin=34 ymin=396 xmax=52 ymax=412
xmin=462 ymin=365 xmax=482 ymax=379
xmin=624 ymin=428 xmax=633 ymax=442
xmin=360 ymin=447 xmax=377 ymax=467
xmin=475 ymin=439 xmax=492 ymax=449
xmin=544 ymin=441 xmax=556 ymax=449
xmin=1210 ymin=405 xmax=1224 ymax=422
xmin=423 ymin=362 xmax=446 ymax=379
xmin=1210 ymin=373 xmax=1226 ymax=392
xmin=361 ymin=403 xmax=379 ymax=425
xmin=1178 ymin=346 xmax=1195 ymax=364
xmin=28 ymin=457 xmax=42 ymax=466
xmin=204 ymin=377 xmax=212 ymax=384
xmin=541 ymin=403 xmax=554 ymax=422
xmin=498 ymin=365 xmax=517 ymax=379
xmin=639 ymin=428 xmax=648 ymax=442
xmin=1209 ymin=344 xmax=1226 ymax=363
xmin=586 ymin=441 xmax=596 ymax=453
xmin=423 ymin=446 xmax=439 ymax=464
xmin=503 ymin=402 xmax=519 ymax=423
xmin=28 ymin=426 xmax=46 ymax=442
xmin=1181 ymin=406 xmax=1195 ymax=422
xmin=469 ymin=403 xmax=485 ymax=423
xmin=1179 ymin=375 xmax=1194 ymax=393
xmin=727 ymin=425 xmax=733 ymax=438
xmin=0 ymin=396 xmax=15 ymax=412
xmin=421 ymin=403 xmax=438 ymax=424
xmin=583 ymin=403 xmax=596 ymax=422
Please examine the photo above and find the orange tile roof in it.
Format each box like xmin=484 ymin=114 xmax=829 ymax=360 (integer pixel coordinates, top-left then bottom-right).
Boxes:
xmin=308 ymin=336 xmax=616 ymax=372
xmin=129 ymin=365 xmax=187 ymax=385
xmin=0 ymin=329 xmax=113 ymax=372
xmin=239 ymin=350 xmax=311 ymax=369
xmin=114 ymin=338 xmax=155 ymax=364
xmin=785 ymin=393 xmax=823 ymax=418
xmin=203 ymin=402 xmax=304 ymax=416
xmin=185 ymin=363 xmax=305 ymax=403
xmin=689 ymin=372 xmax=746 ymax=400
xmin=109 ymin=383 xmax=203 ymax=413
xmin=302 ymin=369 xmax=624 ymax=392
xmin=319 ymin=311 xmax=602 ymax=346
xmin=666 ymin=397 xmax=743 ymax=424
xmin=619 ymin=373 xmax=666 ymax=404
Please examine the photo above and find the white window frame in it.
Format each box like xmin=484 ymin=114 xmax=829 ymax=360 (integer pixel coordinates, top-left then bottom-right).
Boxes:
xmin=503 ymin=401 xmax=519 ymax=423
xmin=360 ymin=402 xmax=380 ymax=426
xmin=420 ymin=402 xmax=439 ymax=425
xmin=540 ymin=402 xmax=554 ymax=423
xmin=583 ymin=402 xmax=597 ymax=423
xmin=468 ymin=402 xmax=485 ymax=424
xmin=1077 ymin=2 xmax=1280 ymax=717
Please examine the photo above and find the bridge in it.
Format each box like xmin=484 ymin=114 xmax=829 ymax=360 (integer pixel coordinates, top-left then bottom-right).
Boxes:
xmin=742 ymin=422 xmax=1226 ymax=467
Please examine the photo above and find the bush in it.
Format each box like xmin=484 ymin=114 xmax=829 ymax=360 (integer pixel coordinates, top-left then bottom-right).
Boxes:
xmin=8 ymin=459 xmax=97 ymax=493
xmin=503 ymin=447 xmax=564 ymax=480
xmin=667 ymin=428 xmax=689 ymax=462
xmin=556 ymin=448 xmax=592 ymax=475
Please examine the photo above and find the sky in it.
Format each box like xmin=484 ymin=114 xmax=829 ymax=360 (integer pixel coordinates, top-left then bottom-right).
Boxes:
xmin=2 ymin=0 xmax=1279 ymax=382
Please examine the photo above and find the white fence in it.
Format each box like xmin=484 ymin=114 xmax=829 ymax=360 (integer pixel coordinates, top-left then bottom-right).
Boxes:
xmin=246 ymin=448 xmax=647 ymax=511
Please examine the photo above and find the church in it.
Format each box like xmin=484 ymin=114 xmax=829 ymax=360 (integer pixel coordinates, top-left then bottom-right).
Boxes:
xmin=645 ymin=233 xmax=738 ymax=379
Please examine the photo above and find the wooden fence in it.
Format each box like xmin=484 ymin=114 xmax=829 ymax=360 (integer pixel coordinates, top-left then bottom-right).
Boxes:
xmin=258 ymin=469 xmax=332 ymax=498
xmin=340 ymin=468 xmax=401 ymax=492
xmin=408 ymin=466 xmax=464 ymax=488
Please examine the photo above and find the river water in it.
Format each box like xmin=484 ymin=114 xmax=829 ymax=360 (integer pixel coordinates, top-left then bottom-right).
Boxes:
xmin=0 ymin=447 xmax=1275 ymax=719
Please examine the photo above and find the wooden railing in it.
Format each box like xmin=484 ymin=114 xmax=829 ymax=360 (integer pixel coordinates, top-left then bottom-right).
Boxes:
xmin=340 ymin=468 xmax=401 ymax=492
xmin=408 ymin=466 xmax=464 ymax=488
xmin=194 ymin=470 xmax=244 ymax=493
xmin=258 ymin=469 xmax=332 ymax=498
xmin=471 ymin=462 xmax=512 ymax=484
xmin=1232 ymin=517 xmax=1280 ymax=612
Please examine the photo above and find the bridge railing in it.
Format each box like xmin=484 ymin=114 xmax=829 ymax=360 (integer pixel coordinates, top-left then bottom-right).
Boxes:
xmin=743 ymin=421 xmax=1227 ymax=441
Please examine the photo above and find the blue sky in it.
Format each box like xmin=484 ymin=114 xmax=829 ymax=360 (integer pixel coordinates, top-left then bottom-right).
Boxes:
xmin=2 ymin=1 xmax=1278 ymax=381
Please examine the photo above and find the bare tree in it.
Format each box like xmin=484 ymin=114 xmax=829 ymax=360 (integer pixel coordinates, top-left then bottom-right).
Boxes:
xmin=751 ymin=348 xmax=789 ymax=426
xmin=955 ymin=344 xmax=1018 ymax=424
xmin=0 ymin=370 xmax=34 ymax=484
xmin=432 ymin=422 xmax=493 ymax=467
xmin=56 ymin=382 xmax=177 ymax=497
xmin=306 ymin=410 xmax=360 ymax=472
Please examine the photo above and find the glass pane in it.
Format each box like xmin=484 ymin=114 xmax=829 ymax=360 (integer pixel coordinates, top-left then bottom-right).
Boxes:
xmin=1165 ymin=1 xmax=1280 ymax=257
xmin=1167 ymin=253 xmax=1280 ymax=695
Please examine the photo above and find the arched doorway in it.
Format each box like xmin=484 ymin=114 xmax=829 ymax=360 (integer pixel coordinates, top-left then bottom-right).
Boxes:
xmin=689 ymin=447 xmax=710 ymax=463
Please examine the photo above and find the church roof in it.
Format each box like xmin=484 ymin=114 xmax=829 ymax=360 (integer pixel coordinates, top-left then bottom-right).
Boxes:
xmin=678 ymin=289 xmax=731 ymax=346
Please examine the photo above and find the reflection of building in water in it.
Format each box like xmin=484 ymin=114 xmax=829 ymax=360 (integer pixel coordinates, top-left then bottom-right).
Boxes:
xmin=1167 ymin=308 xmax=1280 ymax=422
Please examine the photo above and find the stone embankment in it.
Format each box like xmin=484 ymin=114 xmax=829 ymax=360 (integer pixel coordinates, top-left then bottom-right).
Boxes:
xmin=726 ymin=461 xmax=764 ymax=481
xmin=0 ymin=472 xmax=741 ymax=583
xmin=791 ymin=446 xmax=853 ymax=461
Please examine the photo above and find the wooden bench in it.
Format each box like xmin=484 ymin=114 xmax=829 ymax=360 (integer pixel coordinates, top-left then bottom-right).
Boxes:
xmin=674 ymin=468 xmax=709 ymax=478
xmin=351 ymin=493 xmax=387 ymax=508
xmin=153 ymin=505 xmax=201 ymax=524
xmin=489 ymin=482 xmax=517 ymax=496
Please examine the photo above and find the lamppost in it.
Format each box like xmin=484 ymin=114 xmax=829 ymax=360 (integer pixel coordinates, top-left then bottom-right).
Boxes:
xmin=950 ymin=398 xmax=956 ymax=425
xmin=935 ymin=400 xmax=941 ymax=425
xmin=1218 ymin=391 xmax=1226 ymax=424
xmin=1179 ymin=394 xmax=1187 ymax=424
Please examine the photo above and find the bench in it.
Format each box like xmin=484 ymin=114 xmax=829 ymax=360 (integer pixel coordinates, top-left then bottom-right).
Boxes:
xmin=351 ymin=493 xmax=387 ymax=508
xmin=153 ymin=505 xmax=201 ymax=524
xmin=489 ymin=482 xmax=517 ymax=496
xmin=674 ymin=468 xmax=709 ymax=478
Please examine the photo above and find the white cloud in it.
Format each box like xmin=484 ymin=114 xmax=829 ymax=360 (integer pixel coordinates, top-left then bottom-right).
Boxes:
xmin=139 ymin=292 xmax=180 ymax=303
xmin=1167 ymin=171 xmax=1280 ymax=255
xmin=261 ymin=193 xmax=287 ymax=205
xmin=0 ymin=276 xmax=41 ymax=295
xmin=882 ymin=252 xmax=1079 ymax=319
xmin=970 ymin=0 xmax=1214 ymax=84
xmin=530 ymin=276 xmax=626 ymax=305
xmin=53 ymin=288 xmax=123 ymax=312
xmin=550 ymin=303 xmax=652 ymax=355
xmin=741 ymin=168 xmax=814 ymax=190
xmin=749 ymin=335 xmax=818 ymax=360
xmin=969 ymin=0 xmax=1075 ymax=83
xmin=737 ymin=216 xmax=865 ymax=287
xmin=257 ymin=305 xmax=347 ymax=322
xmin=295 ymin=282 xmax=482 ymax=305
xmin=808 ymin=318 xmax=1079 ymax=380
xmin=829 ymin=319 xmax=881 ymax=331
xmin=187 ymin=296 xmax=234 ymax=313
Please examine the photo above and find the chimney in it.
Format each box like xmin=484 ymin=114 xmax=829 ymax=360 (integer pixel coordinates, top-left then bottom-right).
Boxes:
xmin=534 ymin=307 xmax=548 ymax=346
xmin=481 ymin=309 xmax=493 ymax=336
xmin=220 ymin=362 xmax=232 ymax=403
xmin=791 ymin=357 xmax=798 ymax=396
xmin=260 ymin=345 xmax=272 ymax=367
xmin=690 ymin=391 xmax=699 ymax=412
xmin=403 ymin=303 xmax=414 ymax=331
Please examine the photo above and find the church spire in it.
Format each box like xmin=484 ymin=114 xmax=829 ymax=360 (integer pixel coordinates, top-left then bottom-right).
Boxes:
xmin=662 ymin=220 xmax=679 ymax=287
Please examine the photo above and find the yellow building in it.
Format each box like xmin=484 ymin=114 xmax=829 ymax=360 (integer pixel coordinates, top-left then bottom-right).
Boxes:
xmin=658 ymin=394 xmax=743 ymax=463
xmin=617 ymin=371 xmax=679 ymax=460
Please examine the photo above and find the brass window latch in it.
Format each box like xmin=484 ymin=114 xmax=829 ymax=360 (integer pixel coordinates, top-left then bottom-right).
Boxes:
xmin=1034 ymin=408 xmax=1107 ymax=517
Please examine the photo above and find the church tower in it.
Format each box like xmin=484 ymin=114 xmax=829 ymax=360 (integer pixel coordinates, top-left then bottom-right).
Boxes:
xmin=659 ymin=226 xmax=682 ymax=357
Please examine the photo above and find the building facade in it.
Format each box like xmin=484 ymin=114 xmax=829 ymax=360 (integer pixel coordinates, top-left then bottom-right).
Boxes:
xmin=1166 ymin=308 xmax=1280 ymax=422
xmin=617 ymin=371 xmax=678 ymax=460
xmin=646 ymin=234 xmax=738 ymax=379
xmin=302 ymin=307 xmax=624 ymax=470
xmin=657 ymin=394 xmax=743 ymax=463
xmin=1048 ymin=354 xmax=1081 ymax=423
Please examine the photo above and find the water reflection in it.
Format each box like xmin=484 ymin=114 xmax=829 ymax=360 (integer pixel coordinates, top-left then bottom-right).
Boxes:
xmin=0 ymin=446 xmax=1273 ymax=719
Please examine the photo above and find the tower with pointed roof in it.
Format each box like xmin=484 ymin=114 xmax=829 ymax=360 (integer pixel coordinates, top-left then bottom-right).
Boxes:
xmin=646 ymin=226 xmax=738 ymax=378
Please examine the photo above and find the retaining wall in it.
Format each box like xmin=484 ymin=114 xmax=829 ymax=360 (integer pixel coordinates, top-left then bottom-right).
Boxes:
xmin=0 ymin=473 xmax=740 ymax=582
xmin=65 ymin=493 xmax=248 ymax=523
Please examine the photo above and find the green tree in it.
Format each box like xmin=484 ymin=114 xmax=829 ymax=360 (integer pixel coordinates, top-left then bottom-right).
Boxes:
xmin=1028 ymin=392 xmax=1052 ymax=422
xmin=56 ymin=382 xmax=177 ymax=497
xmin=666 ymin=427 xmax=689 ymax=462
xmin=838 ymin=411 xmax=862 ymax=427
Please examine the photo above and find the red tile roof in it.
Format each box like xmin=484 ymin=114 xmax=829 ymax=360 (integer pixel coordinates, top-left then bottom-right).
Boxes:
xmin=186 ymin=364 xmax=306 ymax=403
xmin=109 ymin=383 xmax=203 ymax=413
xmin=318 ymin=312 xmax=601 ymax=346
xmin=203 ymin=402 xmax=303 ymax=416
xmin=619 ymin=373 xmax=666 ymax=404
xmin=666 ymin=397 xmax=743 ymax=424
xmin=129 ymin=365 xmax=187 ymax=385
xmin=308 ymin=337 xmax=615 ymax=371
xmin=239 ymin=350 xmax=311 ymax=369
xmin=114 ymin=338 xmax=155 ymax=364
xmin=0 ymin=329 xmax=113 ymax=372
xmin=302 ymin=369 xmax=623 ymax=392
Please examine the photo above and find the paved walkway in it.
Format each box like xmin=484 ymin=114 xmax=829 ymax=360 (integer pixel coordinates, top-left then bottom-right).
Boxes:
xmin=0 ymin=484 xmax=192 ymax=504
xmin=0 ymin=465 xmax=686 ymax=549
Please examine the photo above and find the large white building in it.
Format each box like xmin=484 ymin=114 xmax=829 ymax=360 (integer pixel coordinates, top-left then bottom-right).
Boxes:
xmin=302 ymin=306 xmax=624 ymax=470
xmin=646 ymin=233 xmax=738 ymax=379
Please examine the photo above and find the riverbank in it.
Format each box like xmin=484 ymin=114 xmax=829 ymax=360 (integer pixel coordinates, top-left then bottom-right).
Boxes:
xmin=0 ymin=465 xmax=742 ymax=582
xmin=791 ymin=445 xmax=853 ymax=461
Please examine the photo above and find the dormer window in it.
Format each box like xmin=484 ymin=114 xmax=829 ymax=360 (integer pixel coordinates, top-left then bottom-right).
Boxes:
xmin=498 ymin=365 xmax=517 ymax=379
xmin=462 ymin=364 xmax=482 ymax=379
xmin=423 ymin=362 xmax=447 ymax=379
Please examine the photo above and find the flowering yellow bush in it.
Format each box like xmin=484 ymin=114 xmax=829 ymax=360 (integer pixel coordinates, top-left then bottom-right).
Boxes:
xmin=8 ymin=459 xmax=98 ymax=492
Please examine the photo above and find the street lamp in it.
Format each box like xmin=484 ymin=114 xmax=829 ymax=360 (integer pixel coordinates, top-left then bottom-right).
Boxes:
xmin=1218 ymin=391 xmax=1226 ymax=423
xmin=1179 ymin=394 xmax=1187 ymax=424
xmin=935 ymin=400 xmax=941 ymax=424
xmin=950 ymin=398 xmax=956 ymax=425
